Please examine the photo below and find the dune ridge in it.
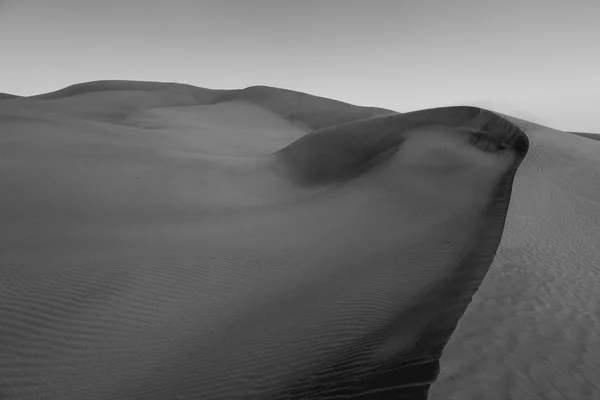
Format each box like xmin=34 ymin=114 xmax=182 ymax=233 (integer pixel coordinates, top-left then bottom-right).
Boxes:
xmin=0 ymin=80 xmax=598 ymax=399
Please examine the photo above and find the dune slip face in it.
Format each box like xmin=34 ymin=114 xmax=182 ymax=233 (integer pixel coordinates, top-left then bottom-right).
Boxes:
xmin=0 ymin=82 xmax=528 ymax=399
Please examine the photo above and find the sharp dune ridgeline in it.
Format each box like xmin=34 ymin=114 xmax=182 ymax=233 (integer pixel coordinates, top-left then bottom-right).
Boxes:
xmin=0 ymin=81 xmax=598 ymax=399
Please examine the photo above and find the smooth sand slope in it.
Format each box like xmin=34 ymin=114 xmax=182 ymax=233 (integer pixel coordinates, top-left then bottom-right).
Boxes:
xmin=0 ymin=81 xmax=596 ymax=399
xmin=570 ymin=131 xmax=600 ymax=142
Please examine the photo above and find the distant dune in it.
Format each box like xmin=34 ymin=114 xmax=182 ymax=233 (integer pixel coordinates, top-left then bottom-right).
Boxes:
xmin=0 ymin=92 xmax=20 ymax=100
xmin=0 ymin=81 xmax=598 ymax=400
xmin=570 ymin=131 xmax=600 ymax=141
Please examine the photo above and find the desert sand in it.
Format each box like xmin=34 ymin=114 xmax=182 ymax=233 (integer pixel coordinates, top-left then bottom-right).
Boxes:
xmin=0 ymin=81 xmax=598 ymax=399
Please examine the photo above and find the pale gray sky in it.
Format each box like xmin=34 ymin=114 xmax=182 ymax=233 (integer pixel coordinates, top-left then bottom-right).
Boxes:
xmin=1 ymin=0 xmax=598 ymax=132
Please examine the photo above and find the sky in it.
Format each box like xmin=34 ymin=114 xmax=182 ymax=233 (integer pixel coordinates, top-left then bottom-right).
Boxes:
xmin=0 ymin=0 xmax=598 ymax=132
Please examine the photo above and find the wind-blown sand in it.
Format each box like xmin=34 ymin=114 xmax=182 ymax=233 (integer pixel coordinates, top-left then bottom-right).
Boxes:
xmin=0 ymin=81 xmax=598 ymax=399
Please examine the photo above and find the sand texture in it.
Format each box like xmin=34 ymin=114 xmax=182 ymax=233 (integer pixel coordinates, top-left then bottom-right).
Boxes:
xmin=0 ymin=81 xmax=598 ymax=399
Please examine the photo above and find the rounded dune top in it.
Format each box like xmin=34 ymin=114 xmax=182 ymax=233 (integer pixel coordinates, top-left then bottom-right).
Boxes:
xmin=27 ymin=80 xmax=221 ymax=100
xmin=6 ymin=79 xmax=596 ymax=142
xmin=211 ymin=85 xmax=396 ymax=130
xmin=2 ymin=80 xmax=396 ymax=128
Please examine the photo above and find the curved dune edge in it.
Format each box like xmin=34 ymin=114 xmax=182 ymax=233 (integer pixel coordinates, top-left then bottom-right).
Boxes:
xmin=429 ymin=112 xmax=600 ymax=399
xmin=1 ymin=80 xmax=597 ymax=399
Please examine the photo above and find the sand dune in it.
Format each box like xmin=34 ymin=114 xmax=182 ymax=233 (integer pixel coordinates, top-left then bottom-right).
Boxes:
xmin=0 ymin=93 xmax=20 ymax=101
xmin=0 ymin=81 xmax=597 ymax=399
xmin=570 ymin=131 xmax=600 ymax=142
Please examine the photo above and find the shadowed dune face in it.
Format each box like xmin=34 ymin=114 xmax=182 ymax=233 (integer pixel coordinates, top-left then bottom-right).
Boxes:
xmin=0 ymin=82 xmax=529 ymax=399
